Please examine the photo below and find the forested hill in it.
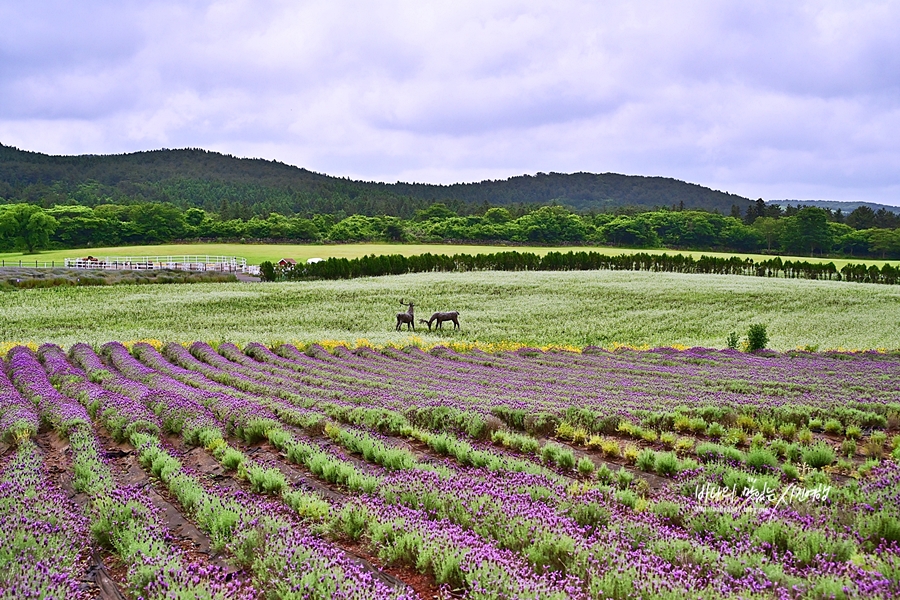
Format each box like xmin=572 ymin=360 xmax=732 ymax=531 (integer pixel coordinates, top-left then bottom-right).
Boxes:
xmin=0 ymin=144 xmax=753 ymax=218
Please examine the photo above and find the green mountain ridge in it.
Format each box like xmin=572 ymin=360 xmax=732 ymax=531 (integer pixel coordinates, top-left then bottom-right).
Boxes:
xmin=0 ymin=143 xmax=753 ymax=217
xmin=769 ymin=199 xmax=900 ymax=214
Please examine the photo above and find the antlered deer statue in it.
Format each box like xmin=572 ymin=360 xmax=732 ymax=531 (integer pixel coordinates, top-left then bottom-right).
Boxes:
xmin=396 ymin=299 xmax=415 ymax=331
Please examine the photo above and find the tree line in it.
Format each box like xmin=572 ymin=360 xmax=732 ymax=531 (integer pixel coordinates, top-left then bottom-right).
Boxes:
xmin=262 ymin=250 xmax=900 ymax=285
xmin=1 ymin=199 xmax=899 ymax=260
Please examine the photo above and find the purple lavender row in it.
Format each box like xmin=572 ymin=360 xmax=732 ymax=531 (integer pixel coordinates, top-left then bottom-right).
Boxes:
xmin=7 ymin=345 xmax=249 ymax=600
xmin=348 ymin=497 xmax=581 ymax=599
xmin=229 ymin=344 xmax=900 ymax=596
xmin=68 ymin=343 xmax=225 ymax=444
xmin=113 ymin=344 xmax=612 ymax=596
xmin=6 ymin=346 xmax=97 ymax=434
xmin=0 ymin=438 xmax=92 ymax=599
xmin=0 ymin=364 xmax=39 ymax=443
xmin=128 ymin=342 xmax=900 ymax=596
xmin=128 ymin=431 xmax=414 ymax=600
xmin=40 ymin=344 xmax=406 ymax=599
xmin=305 ymin=342 xmax=899 ymax=423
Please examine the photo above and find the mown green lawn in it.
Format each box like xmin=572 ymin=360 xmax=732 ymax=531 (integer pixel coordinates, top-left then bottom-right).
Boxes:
xmin=1 ymin=270 xmax=897 ymax=351
xmin=1 ymin=242 xmax=894 ymax=270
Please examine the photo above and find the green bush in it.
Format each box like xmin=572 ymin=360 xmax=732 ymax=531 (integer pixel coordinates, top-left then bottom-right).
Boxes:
xmin=777 ymin=422 xmax=797 ymax=441
xmin=746 ymin=448 xmax=779 ymax=472
xmin=857 ymin=511 xmax=900 ymax=551
xmin=577 ymin=456 xmax=596 ymax=477
xmin=259 ymin=261 xmax=277 ymax=282
xmin=567 ymin=501 xmax=609 ymax=531
xmin=615 ymin=489 xmax=638 ymax=509
xmin=615 ymin=467 xmax=634 ymax=489
xmin=768 ymin=439 xmax=789 ymax=458
xmin=782 ymin=462 xmax=799 ymax=480
xmin=706 ymin=422 xmax=727 ymax=439
xmin=802 ymin=442 xmax=835 ymax=469
xmin=823 ymin=419 xmax=843 ymax=435
xmin=654 ymin=452 xmax=679 ymax=476
xmin=726 ymin=331 xmax=740 ymax=350
xmin=652 ymin=500 xmax=683 ymax=526
xmin=245 ymin=465 xmax=287 ymax=495
xmin=865 ymin=432 xmax=886 ymax=459
xmin=595 ymin=463 xmax=613 ymax=484
xmin=555 ymin=448 xmax=576 ymax=470
xmin=746 ymin=323 xmax=769 ymax=352
xmin=635 ymin=449 xmax=656 ymax=472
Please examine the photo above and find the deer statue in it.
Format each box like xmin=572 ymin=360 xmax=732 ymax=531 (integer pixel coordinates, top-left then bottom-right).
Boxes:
xmin=396 ymin=299 xmax=415 ymax=331
xmin=422 ymin=311 xmax=460 ymax=330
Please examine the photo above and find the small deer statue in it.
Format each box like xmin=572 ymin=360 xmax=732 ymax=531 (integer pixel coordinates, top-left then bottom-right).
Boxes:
xmin=396 ymin=298 xmax=415 ymax=331
xmin=421 ymin=311 xmax=460 ymax=330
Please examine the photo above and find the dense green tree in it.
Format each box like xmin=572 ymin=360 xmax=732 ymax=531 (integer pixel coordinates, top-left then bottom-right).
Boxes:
xmin=483 ymin=207 xmax=513 ymax=223
xmin=598 ymin=215 xmax=660 ymax=247
xmin=514 ymin=206 xmax=589 ymax=243
xmin=868 ymin=228 xmax=900 ymax=258
xmin=184 ymin=207 xmax=207 ymax=227
xmin=780 ymin=208 xmax=832 ymax=256
xmin=720 ymin=223 xmax=764 ymax=251
xmin=752 ymin=217 xmax=782 ymax=251
xmin=0 ymin=203 xmax=59 ymax=253
xmin=874 ymin=208 xmax=900 ymax=229
xmin=126 ymin=202 xmax=187 ymax=243
xmin=413 ymin=203 xmax=458 ymax=221
xmin=846 ymin=206 xmax=876 ymax=230
xmin=327 ymin=215 xmax=386 ymax=242
xmin=46 ymin=205 xmax=119 ymax=247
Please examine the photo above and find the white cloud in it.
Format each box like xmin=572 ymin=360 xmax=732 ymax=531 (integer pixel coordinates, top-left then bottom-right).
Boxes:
xmin=1 ymin=0 xmax=899 ymax=204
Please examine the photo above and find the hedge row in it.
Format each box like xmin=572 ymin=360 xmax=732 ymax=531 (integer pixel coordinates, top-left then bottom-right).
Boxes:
xmin=261 ymin=250 xmax=898 ymax=285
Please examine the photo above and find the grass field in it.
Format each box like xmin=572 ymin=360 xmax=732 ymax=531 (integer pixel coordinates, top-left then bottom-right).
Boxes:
xmin=1 ymin=270 xmax=897 ymax=350
xmin=1 ymin=242 xmax=896 ymax=270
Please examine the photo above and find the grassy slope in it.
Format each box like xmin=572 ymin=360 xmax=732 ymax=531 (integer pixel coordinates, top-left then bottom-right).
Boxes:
xmin=1 ymin=270 xmax=897 ymax=351
xmin=1 ymin=242 xmax=896 ymax=270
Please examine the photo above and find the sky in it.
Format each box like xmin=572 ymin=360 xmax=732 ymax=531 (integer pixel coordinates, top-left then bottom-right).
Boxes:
xmin=1 ymin=1 xmax=899 ymax=205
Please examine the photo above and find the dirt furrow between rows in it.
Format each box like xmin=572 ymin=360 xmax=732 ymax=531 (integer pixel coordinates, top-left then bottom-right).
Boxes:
xmin=217 ymin=434 xmax=446 ymax=599
xmin=34 ymin=429 xmax=126 ymax=600
xmin=88 ymin=426 xmax=255 ymax=592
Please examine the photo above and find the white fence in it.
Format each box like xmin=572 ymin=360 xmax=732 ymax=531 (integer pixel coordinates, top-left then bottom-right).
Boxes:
xmin=57 ymin=255 xmax=249 ymax=273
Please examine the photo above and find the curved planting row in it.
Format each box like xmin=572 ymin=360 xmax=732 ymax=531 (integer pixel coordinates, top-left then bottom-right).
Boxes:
xmin=3 ymin=341 xmax=900 ymax=599
xmin=132 ymin=344 xmax=890 ymax=592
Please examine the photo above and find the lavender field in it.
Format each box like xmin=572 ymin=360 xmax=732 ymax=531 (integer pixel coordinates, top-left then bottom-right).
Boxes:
xmin=2 ymin=340 xmax=899 ymax=599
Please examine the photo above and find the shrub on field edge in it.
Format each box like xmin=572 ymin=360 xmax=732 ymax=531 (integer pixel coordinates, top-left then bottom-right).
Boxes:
xmin=726 ymin=331 xmax=740 ymax=350
xmin=745 ymin=323 xmax=769 ymax=353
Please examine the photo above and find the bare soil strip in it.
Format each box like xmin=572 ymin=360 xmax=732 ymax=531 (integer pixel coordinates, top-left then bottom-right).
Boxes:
xmin=215 ymin=434 xmax=446 ymax=599
xmin=88 ymin=426 xmax=256 ymax=593
xmin=34 ymin=429 xmax=126 ymax=600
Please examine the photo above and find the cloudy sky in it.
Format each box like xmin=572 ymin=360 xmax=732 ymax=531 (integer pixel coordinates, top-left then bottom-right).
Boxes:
xmin=1 ymin=1 xmax=899 ymax=204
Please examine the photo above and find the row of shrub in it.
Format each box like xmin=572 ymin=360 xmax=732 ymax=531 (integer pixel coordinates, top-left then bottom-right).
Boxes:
xmin=494 ymin=402 xmax=898 ymax=448
xmin=261 ymin=250 xmax=900 ymax=285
